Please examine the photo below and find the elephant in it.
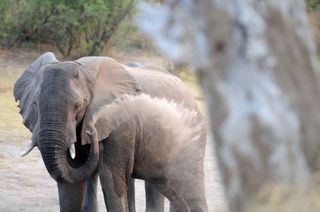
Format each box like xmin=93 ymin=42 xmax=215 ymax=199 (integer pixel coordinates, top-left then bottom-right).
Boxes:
xmin=87 ymin=93 xmax=208 ymax=212
xmin=14 ymin=52 xmax=205 ymax=211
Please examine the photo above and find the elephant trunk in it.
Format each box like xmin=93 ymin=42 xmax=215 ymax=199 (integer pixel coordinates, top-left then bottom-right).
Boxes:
xmin=38 ymin=110 xmax=99 ymax=183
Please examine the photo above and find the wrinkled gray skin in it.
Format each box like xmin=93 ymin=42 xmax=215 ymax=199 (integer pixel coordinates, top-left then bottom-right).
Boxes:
xmin=14 ymin=52 xmax=204 ymax=212
xmin=88 ymin=94 xmax=208 ymax=212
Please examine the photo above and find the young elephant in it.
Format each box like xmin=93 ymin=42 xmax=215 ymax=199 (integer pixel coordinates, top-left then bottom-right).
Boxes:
xmin=86 ymin=94 xmax=208 ymax=212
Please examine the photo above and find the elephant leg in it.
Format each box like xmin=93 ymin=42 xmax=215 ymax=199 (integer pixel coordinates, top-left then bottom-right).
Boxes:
xmin=176 ymin=170 xmax=207 ymax=211
xmin=57 ymin=181 xmax=84 ymax=212
xmin=99 ymin=165 xmax=129 ymax=212
xmin=145 ymin=182 xmax=164 ymax=212
xmin=152 ymin=175 xmax=208 ymax=212
xmin=99 ymin=140 xmax=132 ymax=212
xmin=128 ymin=178 xmax=136 ymax=212
xmin=82 ymin=168 xmax=99 ymax=212
xmin=151 ymin=181 xmax=188 ymax=212
xmin=171 ymin=183 xmax=207 ymax=212
xmin=98 ymin=133 xmax=135 ymax=211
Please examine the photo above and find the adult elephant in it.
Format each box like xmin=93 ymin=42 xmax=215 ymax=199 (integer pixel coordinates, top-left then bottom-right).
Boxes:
xmin=14 ymin=52 xmax=203 ymax=212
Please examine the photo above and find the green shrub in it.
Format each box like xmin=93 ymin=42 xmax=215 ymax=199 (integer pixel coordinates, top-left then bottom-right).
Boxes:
xmin=308 ymin=0 xmax=320 ymax=10
xmin=0 ymin=0 xmax=136 ymax=57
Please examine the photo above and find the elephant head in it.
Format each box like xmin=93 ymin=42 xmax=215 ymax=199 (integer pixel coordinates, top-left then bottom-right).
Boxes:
xmin=14 ymin=52 xmax=140 ymax=183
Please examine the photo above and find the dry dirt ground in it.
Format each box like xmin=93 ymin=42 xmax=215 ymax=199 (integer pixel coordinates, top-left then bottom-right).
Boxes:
xmin=0 ymin=49 xmax=226 ymax=211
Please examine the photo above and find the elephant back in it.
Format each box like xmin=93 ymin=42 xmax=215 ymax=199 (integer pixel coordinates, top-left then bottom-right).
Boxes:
xmin=125 ymin=66 xmax=197 ymax=110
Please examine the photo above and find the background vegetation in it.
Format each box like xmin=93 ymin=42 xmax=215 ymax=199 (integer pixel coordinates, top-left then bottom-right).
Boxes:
xmin=0 ymin=0 xmax=320 ymax=59
xmin=307 ymin=0 xmax=320 ymax=55
xmin=0 ymin=0 xmax=140 ymax=57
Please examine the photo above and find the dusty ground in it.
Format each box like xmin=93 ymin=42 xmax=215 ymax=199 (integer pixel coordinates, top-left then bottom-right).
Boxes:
xmin=0 ymin=49 xmax=226 ymax=211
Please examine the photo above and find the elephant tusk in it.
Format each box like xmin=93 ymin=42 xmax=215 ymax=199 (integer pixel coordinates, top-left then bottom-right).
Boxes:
xmin=86 ymin=130 xmax=93 ymax=135
xmin=69 ymin=143 xmax=76 ymax=159
xmin=20 ymin=141 xmax=36 ymax=157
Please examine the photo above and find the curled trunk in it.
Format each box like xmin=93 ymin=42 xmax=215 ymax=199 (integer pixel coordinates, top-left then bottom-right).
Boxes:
xmin=38 ymin=111 xmax=99 ymax=183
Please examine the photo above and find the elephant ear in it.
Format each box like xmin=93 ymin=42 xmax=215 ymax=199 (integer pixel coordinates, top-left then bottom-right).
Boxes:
xmin=76 ymin=57 xmax=141 ymax=145
xmin=13 ymin=52 xmax=58 ymax=132
xmin=87 ymin=99 xmax=129 ymax=142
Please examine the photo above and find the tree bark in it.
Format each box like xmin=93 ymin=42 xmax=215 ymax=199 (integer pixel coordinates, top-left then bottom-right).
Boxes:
xmin=137 ymin=0 xmax=320 ymax=211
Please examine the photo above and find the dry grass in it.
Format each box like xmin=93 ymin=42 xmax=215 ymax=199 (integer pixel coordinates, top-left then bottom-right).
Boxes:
xmin=0 ymin=101 xmax=29 ymax=136
xmin=247 ymin=175 xmax=320 ymax=212
xmin=0 ymin=50 xmax=31 ymax=143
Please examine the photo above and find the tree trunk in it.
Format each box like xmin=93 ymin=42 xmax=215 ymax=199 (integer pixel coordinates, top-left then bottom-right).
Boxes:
xmin=137 ymin=0 xmax=320 ymax=211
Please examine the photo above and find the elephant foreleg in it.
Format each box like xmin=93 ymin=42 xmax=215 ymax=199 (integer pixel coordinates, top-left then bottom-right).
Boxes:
xmin=99 ymin=139 xmax=132 ymax=212
xmin=82 ymin=168 xmax=99 ymax=212
xmin=57 ymin=181 xmax=84 ymax=212
xmin=151 ymin=170 xmax=208 ymax=212
xmin=99 ymin=164 xmax=129 ymax=212
xmin=145 ymin=182 xmax=165 ymax=212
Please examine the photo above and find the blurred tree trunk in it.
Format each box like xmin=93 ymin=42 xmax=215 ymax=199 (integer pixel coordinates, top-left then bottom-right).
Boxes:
xmin=137 ymin=0 xmax=320 ymax=211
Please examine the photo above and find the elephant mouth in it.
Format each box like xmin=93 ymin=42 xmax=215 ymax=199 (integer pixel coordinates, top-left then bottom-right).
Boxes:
xmin=66 ymin=124 xmax=90 ymax=168
xmin=67 ymin=142 xmax=91 ymax=168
